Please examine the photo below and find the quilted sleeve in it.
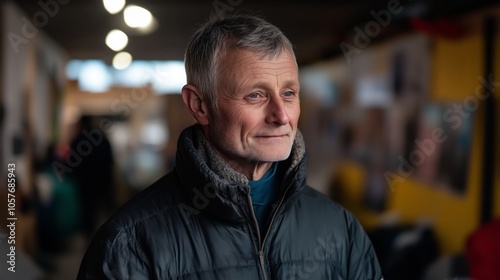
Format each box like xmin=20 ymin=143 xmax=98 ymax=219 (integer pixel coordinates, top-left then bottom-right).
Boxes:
xmin=77 ymin=226 xmax=151 ymax=280
xmin=345 ymin=212 xmax=384 ymax=280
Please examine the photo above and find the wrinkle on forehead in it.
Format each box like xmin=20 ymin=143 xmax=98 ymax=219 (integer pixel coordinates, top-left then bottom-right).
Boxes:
xmin=217 ymin=49 xmax=299 ymax=96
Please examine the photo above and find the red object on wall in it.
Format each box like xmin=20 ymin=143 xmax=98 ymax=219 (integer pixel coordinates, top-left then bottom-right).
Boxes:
xmin=410 ymin=17 xmax=465 ymax=39
xmin=466 ymin=219 xmax=500 ymax=280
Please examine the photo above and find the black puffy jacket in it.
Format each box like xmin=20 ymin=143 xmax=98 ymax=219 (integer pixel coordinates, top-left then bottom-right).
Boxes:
xmin=78 ymin=125 xmax=382 ymax=279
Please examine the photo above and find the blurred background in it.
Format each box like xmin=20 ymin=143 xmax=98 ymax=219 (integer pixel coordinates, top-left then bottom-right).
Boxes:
xmin=0 ymin=0 xmax=499 ymax=279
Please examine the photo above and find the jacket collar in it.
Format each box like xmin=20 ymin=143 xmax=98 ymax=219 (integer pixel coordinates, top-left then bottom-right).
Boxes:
xmin=175 ymin=125 xmax=308 ymax=224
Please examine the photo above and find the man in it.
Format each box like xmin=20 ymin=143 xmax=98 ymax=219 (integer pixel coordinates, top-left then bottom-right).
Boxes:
xmin=78 ymin=15 xmax=382 ymax=279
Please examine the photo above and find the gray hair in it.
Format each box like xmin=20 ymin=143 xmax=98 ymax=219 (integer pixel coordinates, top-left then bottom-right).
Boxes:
xmin=184 ymin=15 xmax=295 ymax=108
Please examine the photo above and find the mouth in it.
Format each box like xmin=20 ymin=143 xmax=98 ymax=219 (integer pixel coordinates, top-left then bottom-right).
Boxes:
xmin=255 ymin=134 xmax=289 ymax=138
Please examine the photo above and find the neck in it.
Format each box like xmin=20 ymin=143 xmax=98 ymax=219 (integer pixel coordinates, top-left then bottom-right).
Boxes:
xmin=234 ymin=161 xmax=273 ymax=181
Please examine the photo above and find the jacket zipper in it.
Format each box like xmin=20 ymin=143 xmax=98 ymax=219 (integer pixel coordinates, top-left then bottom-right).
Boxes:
xmin=247 ymin=182 xmax=293 ymax=280
xmin=260 ymin=182 xmax=293 ymax=251
xmin=247 ymin=195 xmax=267 ymax=280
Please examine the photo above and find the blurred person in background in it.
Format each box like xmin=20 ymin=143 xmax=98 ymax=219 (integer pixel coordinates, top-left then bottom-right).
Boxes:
xmin=34 ymin=144 xmax=82 ymax=271
xmin=70 ymin=115 xmax=115 ymax=239
xmin=78 ymin=15 xmax=382 ymax=279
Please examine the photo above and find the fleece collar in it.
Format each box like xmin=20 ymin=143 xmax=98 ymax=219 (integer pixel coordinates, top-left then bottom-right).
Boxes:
xmin=175 ymin=125 xmax=307 ymax=224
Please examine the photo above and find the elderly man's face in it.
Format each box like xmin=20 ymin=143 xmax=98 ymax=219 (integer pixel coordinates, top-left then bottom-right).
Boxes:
xmin=206 ymin=48 xmax=300 ymax=167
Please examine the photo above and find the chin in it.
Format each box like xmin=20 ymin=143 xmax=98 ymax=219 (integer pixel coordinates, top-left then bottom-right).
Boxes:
xmin=257 ymin=148 xmax=292 ymax=162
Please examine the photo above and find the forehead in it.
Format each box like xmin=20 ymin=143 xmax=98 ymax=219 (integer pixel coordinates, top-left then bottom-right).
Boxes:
xmin=218 ymin=48 xmax=298 ymax=78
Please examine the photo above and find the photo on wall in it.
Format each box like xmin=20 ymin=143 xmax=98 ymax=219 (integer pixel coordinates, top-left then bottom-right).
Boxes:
xmin=412 ymin=103 xmax=474 ymax=194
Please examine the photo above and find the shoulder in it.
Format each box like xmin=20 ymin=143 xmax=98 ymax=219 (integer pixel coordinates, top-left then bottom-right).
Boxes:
xmin=96 ymin=171 xmax=183 ymax=241
xmin=78 ymin=171 xmax=185 ymax=278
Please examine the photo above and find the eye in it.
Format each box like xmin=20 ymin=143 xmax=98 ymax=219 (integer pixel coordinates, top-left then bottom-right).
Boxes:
xmin=248 ymin=92 xmax=259 ymax=98
xmin=283 ymin=91 xmax=295 ymax=97
xmin=244 ymin=92 xmax=265 ymax=103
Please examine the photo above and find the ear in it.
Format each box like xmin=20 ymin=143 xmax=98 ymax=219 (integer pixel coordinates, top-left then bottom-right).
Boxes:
xmin=181 ymin=84 xmax=210 ymax=125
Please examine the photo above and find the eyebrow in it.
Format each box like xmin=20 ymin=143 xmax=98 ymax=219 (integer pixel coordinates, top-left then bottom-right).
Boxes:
xmin=249 ymin=80 xmax=300 ymax=91
xmin=283 ymin=80 xmax=300 ymax=89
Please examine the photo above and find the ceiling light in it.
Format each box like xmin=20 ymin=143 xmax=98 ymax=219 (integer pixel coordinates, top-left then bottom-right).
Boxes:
xmin=124 ymin=5 xmax=152 ymax=28
xmin=105 ymin=29 xmax=128 ymax=51
xmin=102 ymin=0 xmax=126 ymax=14
xmin=113 ymin=52 xmax=132 ymax=70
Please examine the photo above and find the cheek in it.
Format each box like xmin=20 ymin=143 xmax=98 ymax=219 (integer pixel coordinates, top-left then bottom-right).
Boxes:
xmin=216 ymin=106 xmax=248 ymax=135
xmin=239 ymin=110 xmax=265 ymax=131
xmin=226 ymin=106 xmax=251 ymax=123
xmin=288 ymin=103 xmax=301 ymax=125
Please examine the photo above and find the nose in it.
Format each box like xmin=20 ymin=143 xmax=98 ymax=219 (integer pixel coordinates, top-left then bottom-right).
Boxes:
xmin=266 ymin=97 xmax=289 ymax=125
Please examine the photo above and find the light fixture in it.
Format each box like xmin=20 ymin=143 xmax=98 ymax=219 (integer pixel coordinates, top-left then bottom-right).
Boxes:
xmin=102 ymin=0 xmax=126 ymax=14
xmin=105 ymin=29 xmax=128 ymax=51
xmin=124 ymin=5 xmax=152 ymax=28
xmin=113 ymin=52 xmax=132 ymax=70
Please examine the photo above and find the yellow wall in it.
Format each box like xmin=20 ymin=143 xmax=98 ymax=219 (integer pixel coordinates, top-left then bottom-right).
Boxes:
xmin=335 ymin=11 xmax=500 ymax=256
xmin=392 ymin=33 xmax=485 ymax=255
